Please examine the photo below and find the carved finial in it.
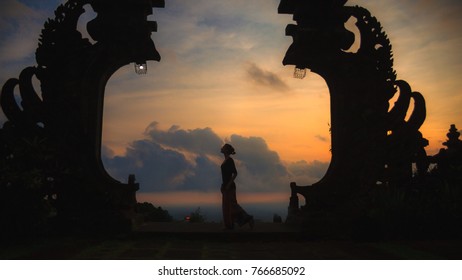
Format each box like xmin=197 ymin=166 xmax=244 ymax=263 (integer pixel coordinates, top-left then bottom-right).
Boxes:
xmin=443 ymin=124 xmax=461 ymax=150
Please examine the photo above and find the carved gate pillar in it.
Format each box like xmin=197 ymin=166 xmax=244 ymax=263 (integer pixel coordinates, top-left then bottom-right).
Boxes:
xmin=279 ymin=0 xmax=427 ymax=217
xmin=0 ymin=0 xmax=165 ymax=233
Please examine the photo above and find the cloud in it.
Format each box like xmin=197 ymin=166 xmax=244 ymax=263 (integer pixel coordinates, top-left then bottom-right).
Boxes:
xmin=0 ymin=1 xmax=50 ymax=124
xmin=246 ymin=62 xmax=289 ymax=91
xmin=229 ymin=134 xmax=287 ymax=177
xmin=315 ymin=134 xmax=329 ymax=142
xmin=144 ymin=121 xmax=223 ymax=155
xmin=228 ymin=134 xmax=290 ymax=192
xmin=104 ymin=120 xmax=332 ymax=195
xmin=0 ymin=0 xmax=46 ymax=63
xmin=103 ymin=122 xmax=294 ymax=194
xmin=153 ymin=0 xmax=265 ymax=63
xmin=104 ymin=139 xmax=196 ymax=192
xmin=287 ymin=160 xmax=329 ymax=185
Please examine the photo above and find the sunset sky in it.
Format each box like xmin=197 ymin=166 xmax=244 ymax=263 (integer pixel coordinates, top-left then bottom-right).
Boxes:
xmin=1 ymin=0 xmax=461 ymax=220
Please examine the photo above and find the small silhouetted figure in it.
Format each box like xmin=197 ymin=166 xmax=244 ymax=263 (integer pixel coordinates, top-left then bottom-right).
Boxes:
xmin=220 ymin=144 xmax=254 ymax=230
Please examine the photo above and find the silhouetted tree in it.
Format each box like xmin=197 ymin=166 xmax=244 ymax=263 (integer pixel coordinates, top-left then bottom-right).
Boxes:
xmin=135 ymin=202 xmax=172 ymax=222
xmin=188 ymin=207 xmax=206 ymax=223
xmin=361 ymin=124 xmax=462 ymax=239
xmin=0 ymin=124 xmax=60 ymax=238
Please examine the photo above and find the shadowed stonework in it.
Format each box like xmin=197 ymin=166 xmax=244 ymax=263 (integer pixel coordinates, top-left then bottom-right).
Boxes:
xmin=0 ymin=0 xmax=165 ymax=234
xmin=280 ymin=0 xmax=426 ymax=209
xmin=0 ymin=0 xmax=460 ymax=243
xmin=279 ymin=0 xmax=460 ymax=238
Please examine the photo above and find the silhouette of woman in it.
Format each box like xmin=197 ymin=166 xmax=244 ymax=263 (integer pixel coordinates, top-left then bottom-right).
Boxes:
xmin=220 ymin=143 xmax=254 ymax=230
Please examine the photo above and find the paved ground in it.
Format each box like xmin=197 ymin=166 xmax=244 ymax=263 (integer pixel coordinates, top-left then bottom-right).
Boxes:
xmin=136 ymin=221 xmax=297 ymax=233
xmin=1 ymin=222 xmax=461 ymax=259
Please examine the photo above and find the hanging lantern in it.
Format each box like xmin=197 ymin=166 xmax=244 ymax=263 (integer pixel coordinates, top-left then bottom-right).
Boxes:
xmin=134 ymin=62 xmax=147 ymax=74
xmin=293 ymin=67 xmax=307 ymax=79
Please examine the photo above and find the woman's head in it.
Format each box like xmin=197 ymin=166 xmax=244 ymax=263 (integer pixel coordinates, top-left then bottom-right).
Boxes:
xmin=221 ymin=143 xmax=236 ymax=155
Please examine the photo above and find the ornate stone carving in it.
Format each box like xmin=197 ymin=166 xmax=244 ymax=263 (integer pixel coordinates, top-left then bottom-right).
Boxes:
xmin=279 ymin=0 xmax=428 ymax=215
xmin=1 ymin=0 xmax=165 ymax=232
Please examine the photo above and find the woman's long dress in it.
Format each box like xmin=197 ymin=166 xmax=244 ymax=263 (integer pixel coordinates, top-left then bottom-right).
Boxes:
xmin=221 ymin=157 xmax=252 ymax=229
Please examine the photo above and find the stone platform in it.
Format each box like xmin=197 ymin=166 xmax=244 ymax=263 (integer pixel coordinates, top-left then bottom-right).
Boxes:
xmin=1 ymin=222 xmax=461 ymax=259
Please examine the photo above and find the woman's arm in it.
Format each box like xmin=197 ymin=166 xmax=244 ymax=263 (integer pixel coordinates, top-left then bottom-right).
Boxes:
xmin=225 ymin=159 xmax=238 ymax=189
xmin=225 ymin=171 xmax=238 ymax=189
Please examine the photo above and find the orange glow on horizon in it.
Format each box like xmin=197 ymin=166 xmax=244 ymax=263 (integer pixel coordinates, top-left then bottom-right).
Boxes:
xmin=137 ymin=191 xmax=289 ymax=207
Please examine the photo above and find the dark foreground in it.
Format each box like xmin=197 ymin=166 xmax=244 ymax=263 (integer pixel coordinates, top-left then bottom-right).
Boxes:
xmin=1 ymin=222 xmax=461 ymax=260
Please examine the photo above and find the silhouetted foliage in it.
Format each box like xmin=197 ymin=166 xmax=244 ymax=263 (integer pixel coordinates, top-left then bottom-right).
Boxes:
xmin=364 ymin=174 xmax=462 ymax=239
xmin=0 ymin=125 xmax=59 ymax=238
xmin=355 ymin=125 xmax=462 ymax=239
xmin=136 ymin=202 xmax=172 ymax=222
xmin=188 ymin=207 xmax=206 ymax=223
